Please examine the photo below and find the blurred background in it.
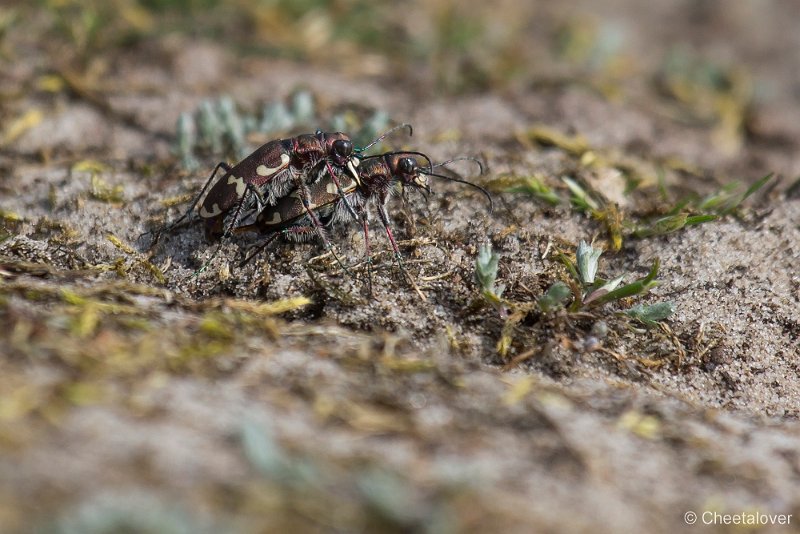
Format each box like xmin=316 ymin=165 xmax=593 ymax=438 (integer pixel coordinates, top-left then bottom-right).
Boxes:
xmin=1 ymin=0 xmax=797 ymax=98
xmin=2 ymin=2 xmax=800 ymax=533
xmin=3 ymin=0 xmax=799 ymax=168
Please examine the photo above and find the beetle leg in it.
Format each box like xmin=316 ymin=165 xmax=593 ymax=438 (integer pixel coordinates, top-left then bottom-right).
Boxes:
xmin=228 ymin=182 xmax=267 ymax=231
xmin=294 ymin=179 xmax=352 ymax=276
xmin=149 ymin=161 xmax=232 ymax=244
xmin=221 ymin=181 xmax=270 ymax=240
xmin=220 ymin=187 xmax=249 ymax=240
xmin=238 ymin=224 xmax=319 ymax=268
xmin=184 ymin=161 xmax=232 ymax=224
xmin=325 ymin=160 xmax=360 ymax=222
xmin=238 ymin=231 xmax=282 ymax=267
xmin=376 ymin=203 xmax=406 ymax=276
xmin=246 ymin=183 xmax=267 ymax=213
xmin=190 ymin=184 xmax=255 ymax=278
xmin=376 ymin=203 xmax=426 ymax=301
xmin=361 ymin=215 xmax=373 ymax=296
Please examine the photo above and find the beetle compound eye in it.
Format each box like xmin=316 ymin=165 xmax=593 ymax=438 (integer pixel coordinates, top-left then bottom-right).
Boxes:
xmin=333 ymin=139 xmax=353 ymax=159
xmin=398 ymin=157 xmax=417 ymax=175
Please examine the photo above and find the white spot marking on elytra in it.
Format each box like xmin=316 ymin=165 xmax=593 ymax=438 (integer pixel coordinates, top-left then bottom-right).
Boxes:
xmin=199 ymin=203 xmax=222 ymax=218
xmin=256 ymin=153 xmax=291 ymax=177
xmin=227 ymin=176 xmax=246 ymax=197
xmin=326 ymin=182 xmax=338 ymax=195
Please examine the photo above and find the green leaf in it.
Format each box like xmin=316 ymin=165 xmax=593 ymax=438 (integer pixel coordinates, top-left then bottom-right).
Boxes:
xmin=538 ymin=282 xmax=571 ymax=312
xmin=583 ymin=275 xmax=624 ymax=305
xmin=475 ymin=243 xmax=502 ymax=296
xmin=576 ymin=240 xmax=602 ymax=285
xmin=633 ymin=213 xmax=717 ymax=238
xmin=506 ymin=175 xmax=561 ymax=206
xmin=625 ymin=301 xmax=676 ymax=327
xmin=698 ymin=172 xmax=773 ymax=215
xmin=741 ymin=172 xmax=774 ymax=202
xmin=587 ymin=258 xmax=660 ymax=306
xmin=562 ymin=176 xmax=599 ymax=211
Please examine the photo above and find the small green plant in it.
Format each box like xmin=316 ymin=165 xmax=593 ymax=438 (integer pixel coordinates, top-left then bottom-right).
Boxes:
xmin=575 ymin=240 xmax=602 ymax=285
xmin=514 ymin=124 xmax=773 ymax=249
xmin=484 ymin=240 xmax=675 ymax=362
xmin=633 ymin=172 xmax=773 ymax=238
xmin=695 ymin=172 xmax=773 ymax=215
xmin=631 ymin=213 xmax=716 ymax=238
xmin=562 ymin=176 xmax=600 ymax=212
xmin=536 ymin=282 xmax=571 ymax=312
xmin=475 ymin=243 xmax=505 ymax=307
xmin=175 ymin=111 xmax=199 ymax=170
xmin=559 ymin=240 xmax=670 ymax=312
xmin=173 ymin=91 xmax=392 ymax=169
xmin=625 ymin=302 xmax=676 ymax=328
xmin=174 ymin=95 xmax=250 ymax=166
xmin=504 ymin=175 xmax=561 ymax=206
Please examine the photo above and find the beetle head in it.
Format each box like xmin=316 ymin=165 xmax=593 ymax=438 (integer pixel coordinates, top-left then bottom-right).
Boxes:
xmin=318 ymin=133 xmax=351 ymax=163
xmin=394 ymin=156 xmax=430 ymax=193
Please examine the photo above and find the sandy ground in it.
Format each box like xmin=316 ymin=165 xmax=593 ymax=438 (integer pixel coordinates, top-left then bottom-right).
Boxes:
xmin=1 ymin=1 xmax=800 ymax=532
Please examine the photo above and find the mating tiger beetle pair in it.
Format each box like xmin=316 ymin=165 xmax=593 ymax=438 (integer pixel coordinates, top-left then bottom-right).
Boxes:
xmin=156 ymin=124 xmax=493 ymax=293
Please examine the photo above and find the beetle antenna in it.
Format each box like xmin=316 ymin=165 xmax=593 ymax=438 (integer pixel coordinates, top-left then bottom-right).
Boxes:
xmin=433 ymin=157 xmax=484 ymax=175
xmin=356 ymin=123 xmax=413 ymax=153
xmin=423 ymin=171 xmax=493 ymax=212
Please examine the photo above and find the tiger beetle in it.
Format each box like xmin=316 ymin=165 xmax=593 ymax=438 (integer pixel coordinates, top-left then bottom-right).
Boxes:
xmin=157 ymin=124 xmax=413 ymax=274
xmin=235 ymin=150 xmax=492 ymax=293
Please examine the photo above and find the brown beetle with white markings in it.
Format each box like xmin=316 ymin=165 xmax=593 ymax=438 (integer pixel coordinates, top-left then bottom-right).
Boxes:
xmin=236 ymin=151 xmax=492 ymax=290
xmin=165 ymin=125 xmax=413 ymax=248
